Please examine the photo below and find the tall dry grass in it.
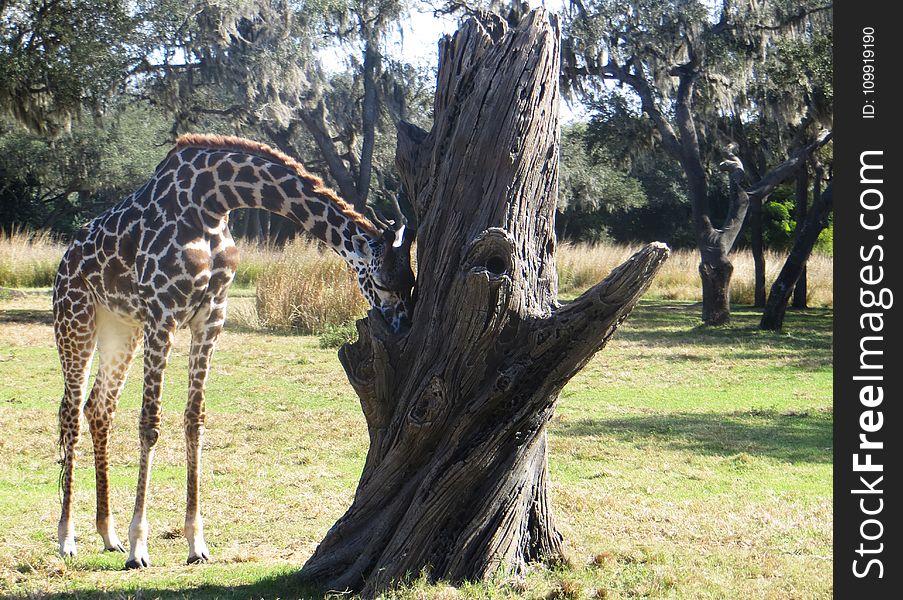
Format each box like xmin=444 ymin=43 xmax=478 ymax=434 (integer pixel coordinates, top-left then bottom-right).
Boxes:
xmin=0 ymin=229 xmax=63 ymax=288
xmin=0 ymin=230 xmax=833 ymax=317
xmin=251 ymin=239 xmax=368 ymax=333
xmin=556 ymin=242 xmax=833 ymax=307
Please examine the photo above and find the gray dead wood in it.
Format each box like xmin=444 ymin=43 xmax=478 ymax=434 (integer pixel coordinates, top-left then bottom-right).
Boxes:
xmin=296 ymin=10 xmax=669 ymax=596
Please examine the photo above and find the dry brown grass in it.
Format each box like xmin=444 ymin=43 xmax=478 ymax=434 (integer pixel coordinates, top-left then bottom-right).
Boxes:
xmin=0 ymin=230 xmax=833 ymax=315
xmin=556 ymin=242 xmax=833 ymax=307
xmin=0 ymin=228 xmax=62 ymax=288
xmin=252 ymin=239 xmax=368 ymax=333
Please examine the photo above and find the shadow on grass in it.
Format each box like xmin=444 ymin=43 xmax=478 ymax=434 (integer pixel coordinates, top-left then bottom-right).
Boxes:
xmin=619 ymin=301 xmax=832 ymax=363
xmin=553 ymin=409 xmax=833 ymax=464
xmin=0 ymin=308 xmax=53 ymax=325
xmin=223 ymin=321 xmax=308 ymax=336
xmin=0 ymin=571 xmax=332 ymax=600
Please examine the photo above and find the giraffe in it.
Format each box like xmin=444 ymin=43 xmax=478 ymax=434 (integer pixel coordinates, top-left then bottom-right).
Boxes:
xmin=53 ymin=133 xmax=415 ymax=568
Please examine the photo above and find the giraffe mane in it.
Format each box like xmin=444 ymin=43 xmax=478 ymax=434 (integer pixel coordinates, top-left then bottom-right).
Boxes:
xmin=172 ymin=133 xmax=379 ymax=235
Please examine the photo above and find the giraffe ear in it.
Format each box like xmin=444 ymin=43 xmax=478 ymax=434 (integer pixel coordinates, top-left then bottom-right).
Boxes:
xmin=392 ymin=224 xmax=406 ymax=248
xmin=351 ymin=234 xmax=372 ymax=260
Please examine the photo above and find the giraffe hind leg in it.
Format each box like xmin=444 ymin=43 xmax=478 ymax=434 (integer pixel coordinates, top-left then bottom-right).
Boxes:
xmin=84 ymin=315 xmax=141 ymax=553
xmin=184 ymin=305 xmax=227 ymax=564
xmin=54 ymin=268 xmax=97 ymax=558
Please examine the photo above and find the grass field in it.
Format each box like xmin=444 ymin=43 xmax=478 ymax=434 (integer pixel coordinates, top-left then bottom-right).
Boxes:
xmin=0 ymin=283 xmax=832 ymax=599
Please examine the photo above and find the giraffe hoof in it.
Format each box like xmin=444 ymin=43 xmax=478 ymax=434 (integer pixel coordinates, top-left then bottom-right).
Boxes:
xmin=59 ymin=540 xmax=77 ymax=558
xmin=187 ymin=551 xmax=210 ymax=565
xmin=125 ymin=557 xmax=149 ymax=569
xmin=105 ymin=543 xmax=126 ymax=553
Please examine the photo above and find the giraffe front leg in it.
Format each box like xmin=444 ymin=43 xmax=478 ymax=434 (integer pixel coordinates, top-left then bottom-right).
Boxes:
xmin=184 ymin=314 xmax=224 ymax=564
xmin=126 ymin=322 xmax=174 ymax=569
xmin=184 ymin=408 xmax=209 ymax=564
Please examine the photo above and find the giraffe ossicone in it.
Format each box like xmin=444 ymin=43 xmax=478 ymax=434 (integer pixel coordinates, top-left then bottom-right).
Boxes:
xmin=52 ymin=134 xmax=415 ymax=568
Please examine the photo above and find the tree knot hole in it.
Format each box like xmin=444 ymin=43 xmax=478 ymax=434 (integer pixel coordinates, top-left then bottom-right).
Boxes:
xmin=494 ymin=361 xmax=526 ymax=394
xmin=409 ymin=375 xmax=449 ymax=428
xmin=486 ymin=255 xmax=507 ymax=275
xmin=464 ymin=227 xmax=516 ymax=280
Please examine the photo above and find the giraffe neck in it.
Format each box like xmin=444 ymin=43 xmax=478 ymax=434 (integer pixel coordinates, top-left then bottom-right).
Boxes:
xmin=166 ymin=144 xmax=378 ymax=260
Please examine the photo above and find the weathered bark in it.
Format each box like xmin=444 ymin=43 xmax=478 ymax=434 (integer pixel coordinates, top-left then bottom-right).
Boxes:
xmin=791 ymin=164 xmax=811 ymax=308
xmin=297 ymin=11 xmax=668 ymax=597
xmin=760 ymin=184 xmax=832 ymax=331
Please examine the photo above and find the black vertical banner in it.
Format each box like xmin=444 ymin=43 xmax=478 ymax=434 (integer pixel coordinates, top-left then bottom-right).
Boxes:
xmin=835 ymin=2 xmax=901 ymax=597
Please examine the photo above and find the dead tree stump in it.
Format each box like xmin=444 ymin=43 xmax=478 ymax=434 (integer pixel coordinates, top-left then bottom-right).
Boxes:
xmin=297 ymin=10 xmax=669 ymax=596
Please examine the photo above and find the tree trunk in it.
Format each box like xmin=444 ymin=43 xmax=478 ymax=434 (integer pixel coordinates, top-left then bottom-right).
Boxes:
xmin=357 ymin=36 xmax=379 ymax=209
xmin=699 ymin=249 xmax=733 ymax=326
xmin=260 ymin=209 xmax=271 ymax=243
xmin=246 ymin=208 xmax=261 ymax=244
xmin=750 ymin=194 xmax=766 ymax=307
xmin=297 ymin=11 xmax=669 ymax=597
xmin=760 ymin=184 xmax=832 ymax=331
xmin=299 ymin=101 xmax=363 ymax=209
xmin=711 ymin=130 xmax=831 ymax=323
xmin=697 ymin=160 xmax=748 ymax=327
xmin=273 ymin=215 xmax=297 ymax=246
xmin=791 ymin=164 xmax=809 ymax=308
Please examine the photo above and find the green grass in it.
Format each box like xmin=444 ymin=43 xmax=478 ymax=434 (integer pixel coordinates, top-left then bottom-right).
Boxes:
xmin=0 ymin=292 xmax=832 ymax=599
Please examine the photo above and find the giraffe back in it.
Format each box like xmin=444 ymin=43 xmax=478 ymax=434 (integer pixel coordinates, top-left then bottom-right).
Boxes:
xmin=64 ymin=152 xmax=239 ymax=328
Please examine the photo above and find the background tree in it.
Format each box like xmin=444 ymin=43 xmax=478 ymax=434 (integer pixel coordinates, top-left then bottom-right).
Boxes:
xmin=760 ymin=182 xmax=832 ymax=330
xmin=428 ymin=0 xmax=530 ymax=27
xmin=0 ymin=0 xmax=136 ymax=134
xmin=135 ymin=0 xmax=425 ymax=236
xmin=1 ymin=0 xmax=433 ymax=241
xmin=556 ymin=122 xmax=648 ymax=242
xmin=0 ymin=106 xmax=169 ymax=234
xmin=730 ymin=29 xmax=833 ymax=307
xmin=562 ymin=0 xmax=832 ymax=324
xmin=577 ymin=93 xmax=698 ymax=246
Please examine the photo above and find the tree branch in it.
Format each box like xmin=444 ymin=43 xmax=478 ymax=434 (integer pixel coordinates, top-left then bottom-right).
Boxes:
xmin=715 ymin=128 xmax=831 ymax=251
xmin=715 ymin=146 xmax=750 ymax=248
xmin=754 ymin=4 xmax=833 ymax=31
xmin=357 ymin=37 xmax=380 ymax=208
xmin=748 ymin=129 xmax=832 ymax=201
xmin=298 ymin=101 xmax=362 ymax=208
xmin=525 ymin=243 xmax=670 ymax=404
xmin=598 ymin=60 xmax=682 ymax=158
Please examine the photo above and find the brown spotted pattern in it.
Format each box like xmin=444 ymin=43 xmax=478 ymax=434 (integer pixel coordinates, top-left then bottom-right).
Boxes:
xmin=53 ymin=134 xmax=415 ymax=568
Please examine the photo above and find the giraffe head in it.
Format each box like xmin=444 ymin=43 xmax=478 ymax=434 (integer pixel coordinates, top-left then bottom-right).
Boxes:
xmin=350 ymin=225 xmax=415 ymax=332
